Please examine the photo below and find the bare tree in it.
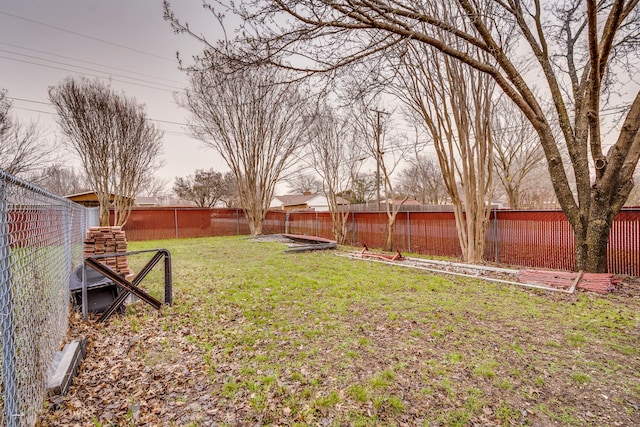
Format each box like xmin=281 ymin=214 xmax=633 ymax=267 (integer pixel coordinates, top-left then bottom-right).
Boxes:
xmin=31 ymin=164 xmax=88 ymax=196
xmin=137 ymin=175 xmax=169 ymax=198
xmin=492 ymin=98 xmax=547 ymax=209
xmin=396 ymin=155 xmax=448 ymax=204
xmin=341 ymin=172 xmax=377 ymax=204
xmin=518 ymin=168 xmax=560 ymax=209
xmin=219 ymin=172 xmax=239 ymax=207
xmin=378 ymin=133 xmax=410 ymax=251
xmin=49 ymin=77 xmax=163 ymax=226
xmin=165 ymin=0 xmax=640 ymax=271
xmin=304 ymin=106 xmax=362 ymax=243
xmin=174 ymin=169 xmax=235 ymax=207
xmin=0 ymin=89 xmax=52 ymax=177
xmin=286 ymin=172 xmax=322 ymax=194
xmin=180 ymin=59 xmax=311 ymax=235
xmin=626 ymin=167 xmax=640 ymax=206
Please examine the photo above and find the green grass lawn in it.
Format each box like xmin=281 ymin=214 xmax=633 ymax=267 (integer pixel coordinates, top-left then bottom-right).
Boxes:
xmin=43 ymin=236 xmax=640 ymax=426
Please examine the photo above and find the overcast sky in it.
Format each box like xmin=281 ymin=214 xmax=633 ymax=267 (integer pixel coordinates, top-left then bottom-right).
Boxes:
xmin=1 ymin=0 xmax=228 ymax=186
xmin=4 ymin=1 xmax=637 ymax=195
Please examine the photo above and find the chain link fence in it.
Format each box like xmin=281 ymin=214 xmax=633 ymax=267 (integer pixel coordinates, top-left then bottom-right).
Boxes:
xmin=0 ymin=169 xmax=98 ymax=426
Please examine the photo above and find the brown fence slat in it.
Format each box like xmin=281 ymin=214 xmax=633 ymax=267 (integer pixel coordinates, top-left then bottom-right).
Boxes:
xmin=116 ymin=207 xmax=640 ymax=276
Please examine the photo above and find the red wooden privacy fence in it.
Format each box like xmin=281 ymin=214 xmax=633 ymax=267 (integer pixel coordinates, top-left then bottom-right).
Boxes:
xmin=117 ymin=207 xmax=640 ymax=276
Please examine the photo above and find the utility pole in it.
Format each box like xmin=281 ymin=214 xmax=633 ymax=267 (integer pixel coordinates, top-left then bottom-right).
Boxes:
xmin=371 ymin=109 xmax=387 ymax=211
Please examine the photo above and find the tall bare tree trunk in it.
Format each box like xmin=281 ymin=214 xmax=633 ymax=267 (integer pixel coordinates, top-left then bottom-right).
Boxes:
xmin=97 ymin=190 xmax=110 ymax=226
xmin=395 ymin=42 xmax=494 ymax=263
xmin=181 ymin=59 xmax=309 ymax=236
xmin=305 ymin=107 xmax=361 ymax=244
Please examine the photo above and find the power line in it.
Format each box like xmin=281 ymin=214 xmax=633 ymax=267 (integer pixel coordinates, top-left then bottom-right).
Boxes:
xmin=6 ymin=96 xmax=51 ymax=106
xmin=10 ymin=97 xmax=190 ymax=130
xmin=0 ymin=41 xmax=184 ymax=85
xmin=0 ymin=55 xmax=179 ymax=93
xmin=163 ymin=130 xmax=200 ymax=138
xmin=11 ymin=106 xmax=55 ymax=115
xmin=0 ymin=49 xmax=183 ymax=91
xmin=9 ymin=96 xmax=392 ymax=157
xmin=0 ymin=10 xmax=175 ymax=63
xmin=11 ymin=104 xmax=197 ymax=139
xmin=152 ymin=118 xmax=189 ymax=127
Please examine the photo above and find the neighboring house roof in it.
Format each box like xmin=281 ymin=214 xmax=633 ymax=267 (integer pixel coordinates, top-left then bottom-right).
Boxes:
xmin=66 ymin=191 xmax=118 ymax=203
xmin=307 ymin=194 xmax=349 ymax=207
xmin=384 ymin=198 xmax=421 ymax=205
xmin=66 ymin=191 xmax=136 ymax=208
xmin=271 ymin=193 xmax=349 ymax=211
xmin=273 ymin=193 xmax=318 ymax=207
xmin=135 ymin=196 xmax=160 ymax=206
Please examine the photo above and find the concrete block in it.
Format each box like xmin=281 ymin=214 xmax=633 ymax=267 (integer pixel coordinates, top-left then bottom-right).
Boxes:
xmin=46 ymin=338 xmax=86 ymax=396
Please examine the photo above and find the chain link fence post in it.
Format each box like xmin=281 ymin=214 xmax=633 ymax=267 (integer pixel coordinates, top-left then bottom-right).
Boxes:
xmin=494 ymin=209 xmax=499 ymax=263
xmin=407 ymin=211 xmax=411 ymax=253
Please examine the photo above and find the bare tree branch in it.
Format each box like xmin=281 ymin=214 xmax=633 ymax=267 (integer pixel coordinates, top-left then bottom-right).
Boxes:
xmin=31 ymin=164 xmax=89 ymax=196
xmin=0 ymin=89 xmax=54 ymax=177
xmin=396 ymin=155 xmax=448 ymax=204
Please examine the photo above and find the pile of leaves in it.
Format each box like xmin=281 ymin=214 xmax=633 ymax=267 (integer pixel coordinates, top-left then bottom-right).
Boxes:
xmin=39 ymin=309 xmax=216 ymax=426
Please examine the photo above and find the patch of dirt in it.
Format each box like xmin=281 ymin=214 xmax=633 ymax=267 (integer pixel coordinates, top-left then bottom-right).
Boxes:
xmin=615 ymin=275 xmax=640 ymax=298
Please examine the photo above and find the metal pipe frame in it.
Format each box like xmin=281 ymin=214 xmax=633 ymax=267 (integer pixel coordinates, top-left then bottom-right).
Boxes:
xmin=82 ymin=248 xmax=172 ymax=322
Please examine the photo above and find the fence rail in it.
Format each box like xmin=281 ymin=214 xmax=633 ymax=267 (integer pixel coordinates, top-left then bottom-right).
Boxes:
xmin=121 ymin=207 xmax=640 ymax=276
xmin=0 ymin=169 xmax=98 ymax=427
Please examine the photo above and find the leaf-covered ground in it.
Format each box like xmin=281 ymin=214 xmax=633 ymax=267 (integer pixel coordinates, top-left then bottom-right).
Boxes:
xmin=38 ymin=236 xmax=640 ymax=426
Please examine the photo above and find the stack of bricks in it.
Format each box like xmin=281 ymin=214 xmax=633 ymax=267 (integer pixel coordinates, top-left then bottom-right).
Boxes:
xmin=84 ymin=226 xmax=133 ymax=278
